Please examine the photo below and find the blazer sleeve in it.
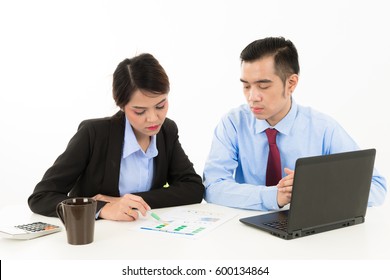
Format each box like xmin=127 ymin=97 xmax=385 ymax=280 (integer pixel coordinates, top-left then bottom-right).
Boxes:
xmin=136 ymin=119 xmax=205 ymax=208
xmin=27 ymin=121 xmax=94 ymax=217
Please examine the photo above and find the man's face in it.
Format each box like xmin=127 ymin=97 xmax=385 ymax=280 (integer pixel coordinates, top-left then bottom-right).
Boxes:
xmin=240 ymin=56 xmax=297 ymax=126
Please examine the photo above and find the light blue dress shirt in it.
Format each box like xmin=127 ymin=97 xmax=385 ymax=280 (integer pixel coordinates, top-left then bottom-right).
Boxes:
xmin=119 ymin=118 xmax=158 ymax=196
xmin=203 ymin=98 xmax=387 ymax=211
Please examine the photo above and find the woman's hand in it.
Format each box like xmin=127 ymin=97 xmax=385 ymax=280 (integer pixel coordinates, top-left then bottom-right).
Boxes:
xmin=92 ymin=194 xmax=120 ymax=203
xmin=93 ymin=194 xmax=151 ymax=221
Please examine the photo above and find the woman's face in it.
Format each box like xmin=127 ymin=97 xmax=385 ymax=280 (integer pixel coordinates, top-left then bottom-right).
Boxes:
xmin=123 ymin=89 xmax=169 ymax=140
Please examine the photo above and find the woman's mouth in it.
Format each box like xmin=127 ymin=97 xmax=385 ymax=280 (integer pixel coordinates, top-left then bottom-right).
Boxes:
xmin=146 ymin=125 xmax=160 ymax=131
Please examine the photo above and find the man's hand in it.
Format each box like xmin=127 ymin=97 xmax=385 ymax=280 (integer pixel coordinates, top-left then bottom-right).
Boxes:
xmin=276 ymin=167 xmax=294 ymax=207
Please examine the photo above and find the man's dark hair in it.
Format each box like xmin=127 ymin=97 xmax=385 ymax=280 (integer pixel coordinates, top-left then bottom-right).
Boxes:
xmin=240 ymin=37 xmax=300 ymax=84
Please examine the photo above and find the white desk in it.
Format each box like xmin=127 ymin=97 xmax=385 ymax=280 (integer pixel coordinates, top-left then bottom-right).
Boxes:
xmin=1 ymin=201 xmax=390 ymax=260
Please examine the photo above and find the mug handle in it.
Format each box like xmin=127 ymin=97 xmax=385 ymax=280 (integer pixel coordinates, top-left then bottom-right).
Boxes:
xmin=56 ymin=202 xmax=65 ymax=226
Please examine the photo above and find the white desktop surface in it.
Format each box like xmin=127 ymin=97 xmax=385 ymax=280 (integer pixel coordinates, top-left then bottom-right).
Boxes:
xmin=1 ymin=201 xmax=390 ymax=260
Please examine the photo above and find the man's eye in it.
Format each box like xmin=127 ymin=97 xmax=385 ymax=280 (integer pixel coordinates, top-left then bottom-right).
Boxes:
xmin=156 ymin=105 xmax=165 ymax=110
xmin=258 ymin=85 xmax=269 ymax=90
xmin=134 ymin=110 xmax=145 ymax=115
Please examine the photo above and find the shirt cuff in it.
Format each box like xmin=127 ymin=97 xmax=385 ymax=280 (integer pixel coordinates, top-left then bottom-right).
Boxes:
xmin=261 ymin=186 xmax=280 ymax=210
xmin=95 ymin=200 xmax=107 ymax=220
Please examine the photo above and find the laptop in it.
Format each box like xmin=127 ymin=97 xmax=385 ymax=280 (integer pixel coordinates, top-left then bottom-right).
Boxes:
xmin=239 ymin=149 xmax=376 ymax=240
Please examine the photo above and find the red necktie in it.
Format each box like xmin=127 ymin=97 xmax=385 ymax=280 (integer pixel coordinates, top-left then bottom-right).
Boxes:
xmin=265 ymin=128 xmax=282 ymax=186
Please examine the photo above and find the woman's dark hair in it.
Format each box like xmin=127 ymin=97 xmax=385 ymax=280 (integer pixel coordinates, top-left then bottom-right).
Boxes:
xmin=112 ymin=53 xmax=170 ymax=108
xmin=240 ymin=37 xmax=300 ymax=84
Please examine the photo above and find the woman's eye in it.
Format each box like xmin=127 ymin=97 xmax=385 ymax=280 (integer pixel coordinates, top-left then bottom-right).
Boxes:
xmin=156 ymin=105 xmax=165 ymax=110
xmin=134 ymin=110 xmax=145 ymax=115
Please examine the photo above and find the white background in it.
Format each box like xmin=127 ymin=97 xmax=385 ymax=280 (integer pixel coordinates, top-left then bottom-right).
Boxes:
xmin=0 ymin=0 xmax=389 ymax=208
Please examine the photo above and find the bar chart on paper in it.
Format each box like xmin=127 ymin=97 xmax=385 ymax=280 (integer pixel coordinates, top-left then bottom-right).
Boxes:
xmin=138 ymin=208 xmax=236 ymax=239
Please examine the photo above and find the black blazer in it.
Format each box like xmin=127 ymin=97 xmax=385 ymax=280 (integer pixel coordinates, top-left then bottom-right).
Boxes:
xmin=28 ymin=111 xmax=204 ymax=217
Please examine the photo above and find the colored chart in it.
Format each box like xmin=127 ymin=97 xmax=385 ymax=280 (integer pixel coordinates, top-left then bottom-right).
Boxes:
xmin=138 ymin=208 xmax=236 ymax=238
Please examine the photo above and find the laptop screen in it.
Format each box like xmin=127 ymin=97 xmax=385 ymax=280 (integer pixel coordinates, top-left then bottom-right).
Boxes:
xmin=287 ymin=149 xmax=375 ymax=233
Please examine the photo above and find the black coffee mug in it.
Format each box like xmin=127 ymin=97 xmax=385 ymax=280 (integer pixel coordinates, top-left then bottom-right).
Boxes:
xmin=56 ymin=197 xmax=97 ymax=245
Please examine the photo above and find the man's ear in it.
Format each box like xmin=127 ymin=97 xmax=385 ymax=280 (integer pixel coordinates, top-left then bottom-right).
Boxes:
xmin=287 ymin=74 xmax=299 ymax=94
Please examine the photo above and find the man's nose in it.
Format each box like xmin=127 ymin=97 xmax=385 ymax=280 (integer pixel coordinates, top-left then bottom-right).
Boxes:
xmin=248 ymin=88 xmax=261 ymax=101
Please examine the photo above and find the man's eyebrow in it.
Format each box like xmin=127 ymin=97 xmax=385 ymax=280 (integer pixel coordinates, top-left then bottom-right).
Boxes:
xmin=240 ymin=79 xmax=272 ymax=84
xmin=132 ymin=98 xmax=167 ymax=109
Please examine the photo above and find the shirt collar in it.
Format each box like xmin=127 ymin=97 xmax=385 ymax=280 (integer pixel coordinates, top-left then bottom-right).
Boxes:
xmin=255 ymin=98 xmax=298 ymax=135
xmin=122 ymin=118 xmax=158 ymax=159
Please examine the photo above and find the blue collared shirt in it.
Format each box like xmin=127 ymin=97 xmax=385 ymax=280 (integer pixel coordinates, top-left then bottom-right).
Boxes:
xmin=203 ymin=99 xmax=387 ymax=210
xmin=119 ymin=119 xmax=158 ymax=196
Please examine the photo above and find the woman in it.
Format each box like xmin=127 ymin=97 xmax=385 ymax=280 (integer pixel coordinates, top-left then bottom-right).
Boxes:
xmin=28 ymin=53 xmax=204 ymax=221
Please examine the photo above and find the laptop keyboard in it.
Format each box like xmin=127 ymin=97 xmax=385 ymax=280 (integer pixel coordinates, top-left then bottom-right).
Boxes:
xmin=264 ymin=219 xmax=288 ymax=231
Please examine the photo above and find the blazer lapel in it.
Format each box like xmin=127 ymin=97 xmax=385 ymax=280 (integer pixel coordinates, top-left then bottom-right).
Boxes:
xmin=101 ymin=111 xmax=125 ymax=196
xmin=152 ymin=127 xmax=168 ymax=189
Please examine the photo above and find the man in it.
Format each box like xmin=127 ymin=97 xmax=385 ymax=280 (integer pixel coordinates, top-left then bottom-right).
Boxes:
xmin=203 ymin=37 xmax=386 ymax=210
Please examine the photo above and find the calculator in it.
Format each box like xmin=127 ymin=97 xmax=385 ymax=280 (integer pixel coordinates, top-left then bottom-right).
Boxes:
xmin=0 ymin=222 xmax=61 ymax=240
